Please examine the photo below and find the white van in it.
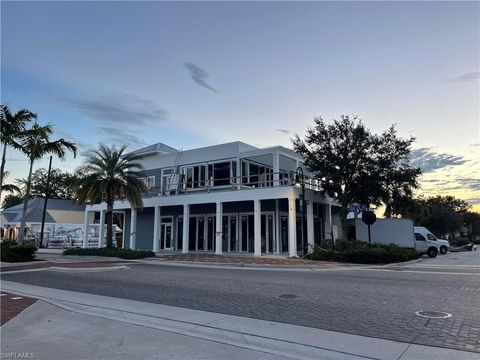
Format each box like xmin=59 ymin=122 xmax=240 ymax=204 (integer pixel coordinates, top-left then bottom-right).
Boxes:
xmin=414 ymin=227 xmax=450 ymax=254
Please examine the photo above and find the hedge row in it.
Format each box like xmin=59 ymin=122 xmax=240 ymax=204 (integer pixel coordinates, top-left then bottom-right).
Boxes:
xmin=307 ymin=245 xmax=421 ymax=264
xmin=63 ymin=247 xmax=155 ymax=259
xmin=1 ymin=240 xmax=37 ymax=262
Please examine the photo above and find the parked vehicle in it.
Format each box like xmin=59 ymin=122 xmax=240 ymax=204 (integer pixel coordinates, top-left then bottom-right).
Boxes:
xmin=355 ymin=218 xmax=440 ymax=257
xmin=414 ymin=226 xmax=450 ymax=254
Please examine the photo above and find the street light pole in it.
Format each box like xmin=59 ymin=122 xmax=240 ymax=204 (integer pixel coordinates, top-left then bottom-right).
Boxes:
xmin=295 ymin=167 xmax=307 ymax=256
xmin=39 ymin=155 xmax=53 ymax=248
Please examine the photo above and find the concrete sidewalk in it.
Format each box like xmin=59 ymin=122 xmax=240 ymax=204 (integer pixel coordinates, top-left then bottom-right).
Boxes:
xmin=2 ymin=280 xmax=477 ymax=360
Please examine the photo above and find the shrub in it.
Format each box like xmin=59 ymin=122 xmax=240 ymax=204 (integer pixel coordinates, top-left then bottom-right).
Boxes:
xmin=307 ymin=247 xmax=344 ymax=261
xmin=63 ymin=247 xmax=155 ymax=259
xmin=342 ymin=247 xmax=420 ymax=264
xmin=307 ymin=244 xmax=420 ymax=264
xmin=1 ymin=240 xmax=37 ymax=262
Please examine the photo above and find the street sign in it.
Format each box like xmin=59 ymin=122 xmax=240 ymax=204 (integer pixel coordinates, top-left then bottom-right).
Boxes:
xmin=362 ymin=211 xmax=376 ymax=225
xmin=361 ymin=211 xmax=376 ymax=248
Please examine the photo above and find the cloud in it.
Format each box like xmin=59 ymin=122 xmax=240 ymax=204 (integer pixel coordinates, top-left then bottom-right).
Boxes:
xmin=184 ymin=62 xmax=219 ymax=93
xmin=94 ymin=126 xmax=148 ymax=150
xmin=456 ymin=177 xmax=480 ymax=192
xmin=410 ymin=147 xmax=467 ymax=173
xmin=63 ymin=95 xmax=167 ymax=124
xmin=55 ymin=130 xmax=90 ymax=151
xmin=444 ymin=72 xmax=479 ymax=83
xmin=275 ymin=128 xmax=294 ymax=135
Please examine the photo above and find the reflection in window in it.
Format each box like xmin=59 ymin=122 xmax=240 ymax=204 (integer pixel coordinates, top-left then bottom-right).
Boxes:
xmin=415 ymin=233 xmax=426 ymax=241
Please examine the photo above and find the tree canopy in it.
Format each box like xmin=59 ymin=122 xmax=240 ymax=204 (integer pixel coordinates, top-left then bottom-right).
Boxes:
xmin=16 ymin=168 xmax=81 ymax=200
xmin=293 ymin=115 xmax=421 ymax=221
xmin=396 ymin=195 xmax=471 ymax=238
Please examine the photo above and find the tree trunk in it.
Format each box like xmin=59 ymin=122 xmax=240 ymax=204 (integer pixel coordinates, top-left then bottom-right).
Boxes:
xmin=384 ymin=203 xmax=392 ymax=218
xmin=18 ymin=158 xmax=35 ymax=244
xmin=106 ymin=203 xmax=113 ymax=248
xmin=0 ymin=143 xmax=7 ymax=201
xmin=339 ymin=205 xmax=349 ymax=242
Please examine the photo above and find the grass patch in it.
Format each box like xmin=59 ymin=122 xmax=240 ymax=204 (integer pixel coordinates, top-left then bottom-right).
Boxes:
xmin=63 ymin=247 xmax=155 ymax=259
xmin=1 ymin=240 xmax=37 ymax=262
xmin=307 ymin=241 xmax=421 ymax=264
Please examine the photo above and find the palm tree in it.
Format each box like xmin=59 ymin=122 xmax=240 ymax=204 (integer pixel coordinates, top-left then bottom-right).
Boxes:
xmin=77 ymin=144 xmax=146 ymax=248
xmin=0 ymin=104 xmax=37 ymax=200
xmin=2 ymin=171 xmax=21 ymax=195
xmin=18 ymin=122 xmax=77 ymax=243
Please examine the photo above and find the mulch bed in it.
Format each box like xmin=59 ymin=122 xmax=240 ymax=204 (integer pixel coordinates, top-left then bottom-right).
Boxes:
xmin=1 ymin=292 xmax=37 ymax=326
xmin=155 ymin=253 xmax=337 ymax=266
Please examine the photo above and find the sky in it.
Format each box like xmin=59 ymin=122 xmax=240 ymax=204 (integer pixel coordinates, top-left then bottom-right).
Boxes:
xmin=1 ymin=1 xmax=479 ymax=211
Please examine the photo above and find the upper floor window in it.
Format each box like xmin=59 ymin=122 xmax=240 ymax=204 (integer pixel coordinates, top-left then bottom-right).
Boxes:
xmin=161 ymin=168 xmax=175 ymax=191
xmin=182 ymin=164 xmax=206 ymax=189
xmin=140 ymin=176 xmax=155 ymax=189
xmin=241 ymin=160 xmax=274 ymax=187
xmin=208 ymin=161 xmax=235 ymax=186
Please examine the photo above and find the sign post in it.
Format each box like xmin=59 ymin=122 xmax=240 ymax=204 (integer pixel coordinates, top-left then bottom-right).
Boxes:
xmin=361 ymin=210 xmax=377 ymax=249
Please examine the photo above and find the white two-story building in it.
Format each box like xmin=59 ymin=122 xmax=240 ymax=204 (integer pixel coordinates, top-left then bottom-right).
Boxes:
xmin=83 ymin=141 xmax=340 ymax=257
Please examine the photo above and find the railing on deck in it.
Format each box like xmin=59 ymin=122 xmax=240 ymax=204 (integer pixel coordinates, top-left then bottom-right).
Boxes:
xmin=143 ymin=172 xmax=323 ymax=198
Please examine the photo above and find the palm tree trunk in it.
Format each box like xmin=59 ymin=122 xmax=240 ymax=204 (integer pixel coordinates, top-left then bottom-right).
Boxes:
xmin=18 ymin=157 xmax=35 ymax=243
xmin=0 ymin=143 xmax=7 ymax=201
xmin=106 ymin=203 xmax=113 ymax=248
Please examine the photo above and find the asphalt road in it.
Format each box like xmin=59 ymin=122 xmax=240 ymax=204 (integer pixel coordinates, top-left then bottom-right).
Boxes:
xmin=2 ymin=255 xmax=479 ymax=353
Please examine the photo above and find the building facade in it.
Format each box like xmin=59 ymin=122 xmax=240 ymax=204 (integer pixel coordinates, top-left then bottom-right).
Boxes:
xmin=83 ymin=141 xmax=338 ymax=257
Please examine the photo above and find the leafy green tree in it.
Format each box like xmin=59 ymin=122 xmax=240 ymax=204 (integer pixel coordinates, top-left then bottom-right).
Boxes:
xmin=16 ymin=168 xmax=81 ymax=200
xmin=293 ymin=115 xmax=420 ymax=234
xmin=463 ymin=211 xmax=480 ymax=243
xmin=76 ymin=144 xmax=146 ymax=248
xmin=18 ymin=122 xmax=77 ymax=243
xmin=397 ymin=195 xmax=470 ymax=238
xmin=0 ymin=104 xmax=37 ymax=200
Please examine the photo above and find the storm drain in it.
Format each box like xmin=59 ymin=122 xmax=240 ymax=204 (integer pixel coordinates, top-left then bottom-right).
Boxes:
xmin=278 ymin=294 xmax=298 ymax=299
xmin=415 ymin=310 xmax=452 ymax=319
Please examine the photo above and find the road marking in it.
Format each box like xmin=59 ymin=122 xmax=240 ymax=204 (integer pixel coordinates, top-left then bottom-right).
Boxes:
xmin=0 ymin=294 xmax=6 ymax=296
xmin=11 ymin=297 xmax=23 ymax=300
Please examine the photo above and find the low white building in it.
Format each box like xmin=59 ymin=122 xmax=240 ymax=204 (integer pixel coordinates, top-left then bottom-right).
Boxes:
xmin=1 ymin=198 xmax=85 ymax=243
xmin=84 ymin=141 xmax=339 ymax=257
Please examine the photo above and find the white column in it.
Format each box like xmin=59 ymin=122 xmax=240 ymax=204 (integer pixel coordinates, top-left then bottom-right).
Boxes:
xmin=325 ymin=203 xmax=333 ymax=239
xmin=254 ymin=199 xmax=262 ymax=256
xmin=275 ymin=199 xmax=281 ymax=254
xmin=288 ymin=196 xmax=297 ymax=257
xmin=273 ymin=153 xmax=280 ymax=187
xmin=182 ymin=204 xmax=190 ymax=253
xmin=236 ymin=157 xmax=242 ymax=189
xmin=130 ymin=208 xmax=137 ymax=250
xmin=153 ymin=206 xmax=160 ymax=252
xmin=307 ymin=201 xmax=315 ymax=251
xmin=98 ymin=210 xmax=105 ymax=248
xmin=215 ymin=202 xmax=223 ymax=254
xmin=82 ymin=210 xmax=89 ymax=248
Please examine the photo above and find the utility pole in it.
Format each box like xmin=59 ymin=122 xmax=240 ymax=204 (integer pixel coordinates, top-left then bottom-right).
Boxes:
xmin=39 ymin=156 xmax=53 ymax=248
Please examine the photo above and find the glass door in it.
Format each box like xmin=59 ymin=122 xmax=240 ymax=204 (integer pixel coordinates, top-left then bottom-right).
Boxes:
xmin=196 ymin=217 xmax=205 ymax=251
xmin=161 ymin=223 xmax=173 ymax=250
xmin=280 ymin=215 xmax=288 ymax=253
xmin=207 ymin=216 xmax=215 ymax=251
xmin=240 ymin=215 xmax=249 ymax=252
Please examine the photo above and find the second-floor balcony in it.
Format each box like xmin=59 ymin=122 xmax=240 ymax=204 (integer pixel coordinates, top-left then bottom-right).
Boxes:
xmin=143 ymin=172 xmax=323 ymax=198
